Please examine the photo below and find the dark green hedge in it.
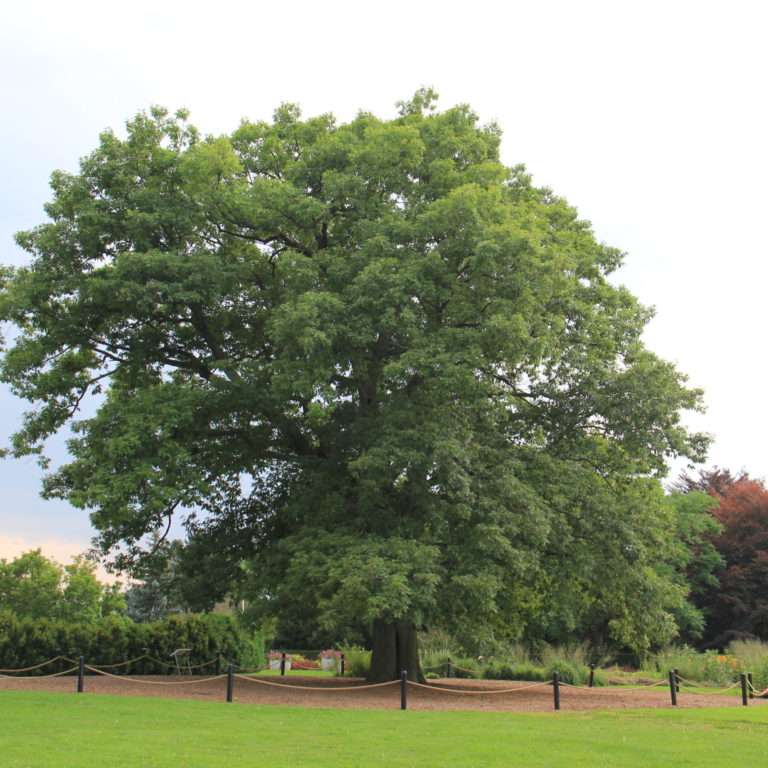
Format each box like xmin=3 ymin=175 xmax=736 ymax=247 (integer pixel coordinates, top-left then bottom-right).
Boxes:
xmin=0 ymin=611 xmax=264 ymax=674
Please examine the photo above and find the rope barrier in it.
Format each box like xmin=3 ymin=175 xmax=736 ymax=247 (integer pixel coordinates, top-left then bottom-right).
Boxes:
xmin=0 ymin=656 xmax=65 ymax=673
xmin=2 ymin=653 xmax=761 ymax=706
xmin=83 ymin=655 xmax=150 ymax=670
xmin=84 ymin=666 xmax=227 ymax=686
xmin=407 ymin=680 xmax=553 ymax=695
xmin=446 ymin=662 xmax=480 ymax=675
xmin=674 ymin=674 xmax=739 ymax=689
xmin=1 ymin=666 xmax=79 ymax=679
xmin=747 ymin=682 xmax=768 ymax=697
xmin=677 ymin=681 xmax=742 ymax=696
xmin=61 ymin=654 xmax=220 ymax=672
xmin=233 ymin=675 xmax=399 ymax=692
xmin=559 ymin=679 xmax=668 ymax=692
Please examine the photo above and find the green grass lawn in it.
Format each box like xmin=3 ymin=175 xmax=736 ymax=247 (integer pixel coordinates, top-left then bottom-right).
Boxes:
xmin=1 ymin=690 xmax=766 ymax=768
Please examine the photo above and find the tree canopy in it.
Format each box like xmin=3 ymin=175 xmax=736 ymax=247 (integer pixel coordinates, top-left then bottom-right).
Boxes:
xmin=677 ymin=469 xmax=768 ymax=647
xmin=0 ymin=550 xmax=125 ymax=622
xmin=0 ymin=91 xmax=707 ymax=678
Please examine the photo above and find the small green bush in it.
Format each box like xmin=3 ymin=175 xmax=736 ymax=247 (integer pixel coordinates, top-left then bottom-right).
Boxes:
xmin=482 ymin=661 xmax=549 ymax=682
xmin=511 ymin=663 xmax=549 ymax=682
xmin=338 ymin=645 xmax=371 ymax=677
xmin=546 ymin=660 xmax=588 ymax=686
xmin=481 ymin=661 xmax=516 ymax=681
xmin=448 ymin=656 xmax=480 ymax=678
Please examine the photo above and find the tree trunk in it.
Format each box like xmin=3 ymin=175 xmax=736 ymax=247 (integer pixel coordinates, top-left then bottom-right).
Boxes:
xmin=367 ymin=620 xmax=425 ymax=683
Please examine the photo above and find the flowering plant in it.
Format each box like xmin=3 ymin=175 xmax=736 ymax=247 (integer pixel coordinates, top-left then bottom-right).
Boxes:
xmin=318 ymin=649 xmax=341 ymax=660
xmin=291 ymin=658 xmax=320 ymax=670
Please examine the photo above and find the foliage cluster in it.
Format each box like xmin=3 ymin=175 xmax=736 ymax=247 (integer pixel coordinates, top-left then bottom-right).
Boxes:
xmin=419 ymin=640 xmax=607 ymax=685
xmin=638 ymin=646 xmax=739 ymax=686
xmin=0 ymin=550 xmax=125 ymax=623
xmin=0 ymin=611 xmax=264 ymax=673
xmin=337 ymin=644 xmax=372 ymax=677
xmin=691 ymin=471 xmax=768 ymax=646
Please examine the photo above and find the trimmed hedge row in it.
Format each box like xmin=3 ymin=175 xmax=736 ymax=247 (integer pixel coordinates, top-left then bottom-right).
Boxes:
xmin=0 ymin=611 xmax=264 ymax=674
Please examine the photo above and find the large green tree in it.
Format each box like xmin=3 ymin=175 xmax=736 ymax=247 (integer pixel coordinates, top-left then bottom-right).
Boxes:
xmin=0 ymin=91 xmax=706 ymax=680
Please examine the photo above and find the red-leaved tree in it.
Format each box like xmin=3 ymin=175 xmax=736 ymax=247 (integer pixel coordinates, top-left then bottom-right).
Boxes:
xmin=679 ymin=469 xmax=768 ymax=647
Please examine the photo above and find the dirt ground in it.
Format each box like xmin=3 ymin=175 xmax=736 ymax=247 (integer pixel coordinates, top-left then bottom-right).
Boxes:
xmin=2 ymin=673 xmax=764 ymax=712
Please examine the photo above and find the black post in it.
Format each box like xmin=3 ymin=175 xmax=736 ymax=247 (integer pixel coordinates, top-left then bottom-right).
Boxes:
xmin=77 ymin=656 xmax=85 ymax=693
xmin=400 ymin=669 xmax=408 ymax=710
xmin=280 ymin=652 xmax=286 ymax=676
xmin=741 ymin=673 xmax=749 ymax=706
xmin=552 ymin=671 xmax=561 ymax=710
xmin=215 ymin=652 xmax=221 ymax=676
xmin=673 ymin=668 xmax=680 ymax=693
xmin=748 ymin=673 xmax=754 ymax=699
xmin=588 ymin=664 xmax=595 ymax=688
xmin=340 ymin=653 xmax=345 ymax=676
xmin=668 ymin=670 xmax=677 ymax=706
xmin=447 ymin=657 xmax=452 ymax=679
xmin=227 ymin=664 xmax=234 ymax=703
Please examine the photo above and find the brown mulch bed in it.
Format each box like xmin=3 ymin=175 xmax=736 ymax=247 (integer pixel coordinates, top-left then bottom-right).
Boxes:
xmin=2 ymin=674 xmax=764 ymax=712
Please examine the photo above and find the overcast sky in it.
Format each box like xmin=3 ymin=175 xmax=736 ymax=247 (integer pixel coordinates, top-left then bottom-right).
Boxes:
xmin=1 ymin=0 xmax=766 ymax=565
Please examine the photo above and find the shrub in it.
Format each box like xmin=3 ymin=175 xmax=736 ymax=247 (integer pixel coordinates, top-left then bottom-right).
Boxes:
xmin=537 ymin=642 xmax=591 ymax=669
xmin=533 ymin=642 xmax=593 ymax=686
xmin=481 ymin=661 xmax=516 ymax=681
xmin=751 ymin=656 xmax=768 ymax=691
xmin=510 ymin=663 xmax=549 ymax=682
xmin=337 ymin=645 xmax=371 ymax=677
xmin=481 ymin=660 xmax=548 ymax=682
xmin=0 ymin=613 xmax=264 ymax=674
xmin=419 ymin=653 xmax=451 ymax=676
xmin=640 ymin=645 xmax=739 ymax=686
xmin=546 ymin=660 xmax=587 ymax=686
xmin=728 ymin=639 xmax=768 ymax=671
xmin=447 ymin=656 xmax=481 ymax=678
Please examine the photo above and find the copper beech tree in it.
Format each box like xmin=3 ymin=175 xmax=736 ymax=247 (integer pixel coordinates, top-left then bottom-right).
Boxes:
xmin=677 ymin=468 xmax=768 ymax=647
xmin=0 ymin=92 xmax=706 ymax=680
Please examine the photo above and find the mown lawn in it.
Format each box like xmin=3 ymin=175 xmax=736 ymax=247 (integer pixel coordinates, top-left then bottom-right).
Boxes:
xmin=1 ymin=690 xmax=766 ymax=768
